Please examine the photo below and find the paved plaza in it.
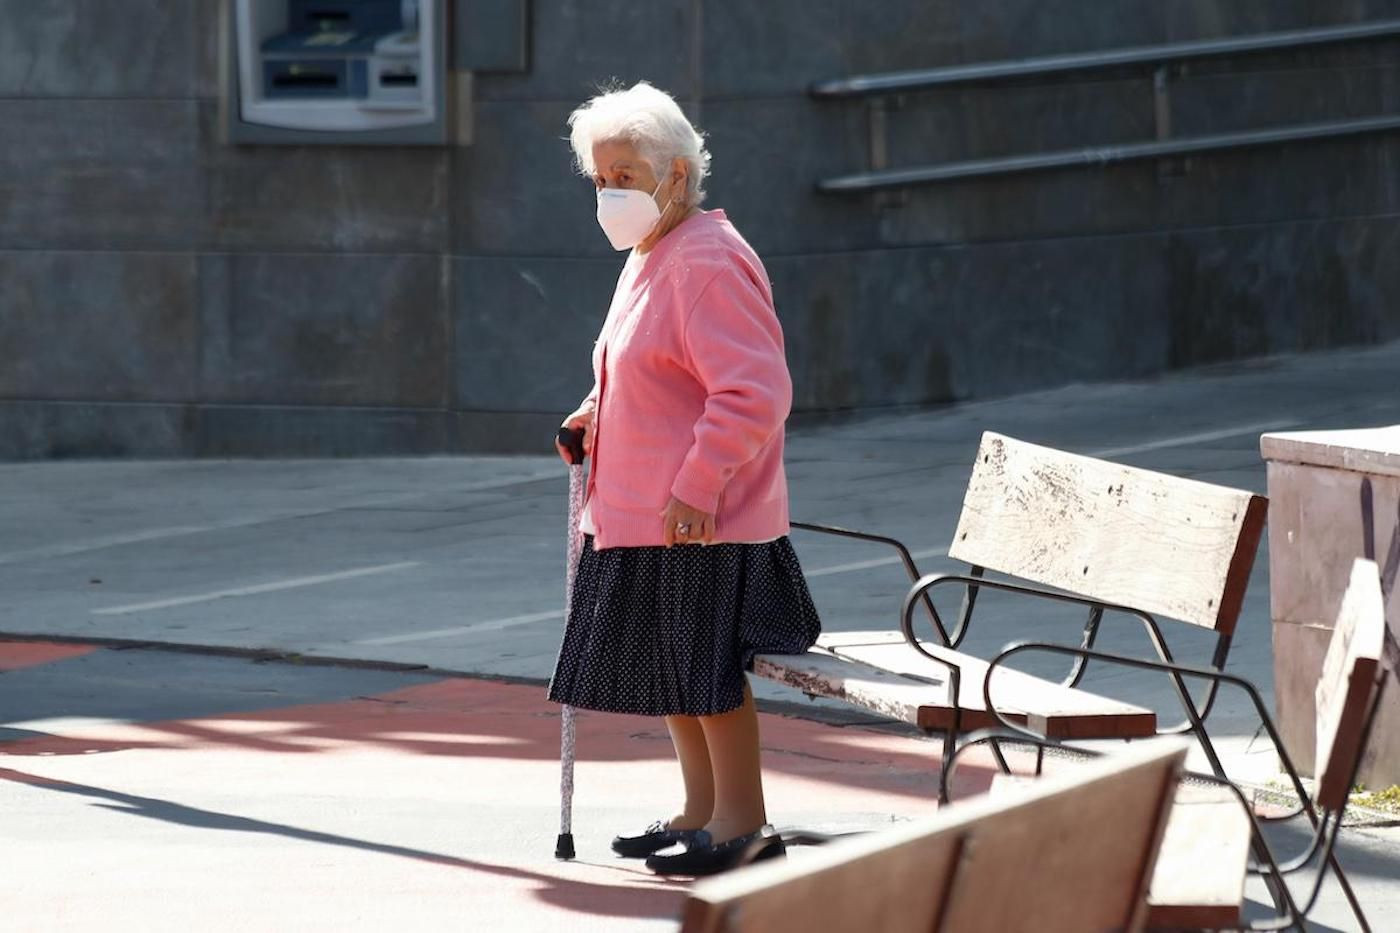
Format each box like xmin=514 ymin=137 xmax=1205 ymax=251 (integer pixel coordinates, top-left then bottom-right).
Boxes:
xmin=4 ymin=341 xmax=1400 ymax=930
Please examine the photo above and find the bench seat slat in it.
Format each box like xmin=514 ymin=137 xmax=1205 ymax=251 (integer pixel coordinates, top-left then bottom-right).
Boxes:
xmin=1145 ymin=784 xmax=1250 ymax=929
xmin=991 ymin=776 xmax=1248 ymax=929
xmin=755 ymin=631 xmax=1156 ymax=739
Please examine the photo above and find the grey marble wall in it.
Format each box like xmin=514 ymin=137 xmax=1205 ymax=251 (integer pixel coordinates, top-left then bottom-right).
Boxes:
xmin=2 ymin=0 xmax=1399 ymax=458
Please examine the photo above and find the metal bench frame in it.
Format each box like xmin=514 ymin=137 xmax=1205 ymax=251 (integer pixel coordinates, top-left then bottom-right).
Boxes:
xmin=792 ymin=518 xmax=1239 ymax=802
xmin=940 ymin=573 xmax=1392 ymax=931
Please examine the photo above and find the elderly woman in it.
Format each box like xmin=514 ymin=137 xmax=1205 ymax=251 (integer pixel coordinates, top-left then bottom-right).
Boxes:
xmin=547 ymin=81 xmax=821 ymax=877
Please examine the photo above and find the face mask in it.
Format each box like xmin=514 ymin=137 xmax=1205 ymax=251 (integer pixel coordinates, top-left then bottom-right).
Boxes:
xmin=595 ymin=178 xmax=667 ymax=251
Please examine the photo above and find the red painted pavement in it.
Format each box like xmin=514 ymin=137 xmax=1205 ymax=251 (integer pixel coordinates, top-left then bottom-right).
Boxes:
xmin=2 ymin=654 xmax=1002 ymax=931
xmin=0 ymin=639 xmax=96 ymax=671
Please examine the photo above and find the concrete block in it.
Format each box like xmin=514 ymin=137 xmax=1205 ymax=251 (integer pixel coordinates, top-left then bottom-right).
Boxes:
xmin=1271 ymin=620 xmax=1334 ymax=776
xmin=938 ymin=234 xmax=1171 ymax=400
xmin=451 ymin=255 xmax=618 ymax=411
xmin=773 ymin=233 xmax=1171 ymax=411
xmin=876 ymin=154 xmax=1167 ymax=247
xmin=193 ymin=404 xmax=454 ymax=457
xmin=936 ymin=0 xmax=1167 ymax=64
xmin=471 ymin=0 xmax=693 ymax=103
xmin=462 ymin=97 xmax=877 ymax=258
xmin=0 ymin=401 xmax=571 ymax=460
xmin=0 ymin=0 xmax=200 ymax=97
xmin=194 ymin=0 xmax=224 ymax=100
xmin=883 ymin=77 xmax=1155 ymax=168
xmin=700 ymin=99 xmax=876 ymax=255
xmin=449 ymin=100 xmax=606 ymax=257
xmin=1164 ymin=0 xmax=1400 ymax=43
xmin=1265 ymin=455 xmax=1400 ymax=785
xmin=704 ymin=1 xmax=1164 ymax=103
xmin=0 ymin=99 xmax=201 ymax=251
xmin=453 ymin=0 xmax=530 ymax=73
xmin=1265 ymin=462 xmax=1400 ymax=629
xmin=701 ymin=1 xmax=849 ymax=97
xmin=0 ymin=251 xmax=199 ymax=401
xmin=198 ymin=253 xmax=450 ymax=408
xmin=1164 ymin=216 xmax=1400 ymax=368
xmin=0 ymin=400 xmax=194 ymax=461
xmin=769 ymin=250 xmax=951 ymax=412
xmin=856 ymin=119 xmax=1399 ymax=250
xmin=449 ymin=410 xmax=563 ymax=455
xmin=1163 ymin=134 xmax=1400 ymax=232
xmin=200 ymin=105 xmax=451 ymax=253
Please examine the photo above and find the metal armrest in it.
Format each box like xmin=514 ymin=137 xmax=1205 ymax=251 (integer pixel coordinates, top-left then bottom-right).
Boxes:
xmin=900 ymin=571 xmax=1162 ymax=653
xmin=984 ymin=642 xmax=1314 ymax=825
xmin=791 ymin=521 xmax=928 ymax=582
xmin=792 ymin=520 xmax=949 ymax=644
xmin=899 ymin=571 xmax=1231 ymax=725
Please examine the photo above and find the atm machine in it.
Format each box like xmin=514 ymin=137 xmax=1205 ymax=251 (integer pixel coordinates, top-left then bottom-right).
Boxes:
xmin=225 ymin=0 xmax=450 ymax=144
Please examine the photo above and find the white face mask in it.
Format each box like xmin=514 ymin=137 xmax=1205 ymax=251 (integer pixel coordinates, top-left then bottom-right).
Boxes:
xmin=595 ymin=178 xmax=667 ymax=251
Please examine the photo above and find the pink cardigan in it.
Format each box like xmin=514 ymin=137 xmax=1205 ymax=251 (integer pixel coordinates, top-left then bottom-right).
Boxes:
xmin=580 ymin=210 xmax=793 ymax=549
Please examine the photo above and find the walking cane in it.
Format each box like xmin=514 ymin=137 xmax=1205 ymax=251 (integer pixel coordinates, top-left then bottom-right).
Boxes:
xmin=555 ymin=426 xmax=586 ymax=861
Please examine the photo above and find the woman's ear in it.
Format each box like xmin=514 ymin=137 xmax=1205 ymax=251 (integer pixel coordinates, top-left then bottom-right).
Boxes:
xmin=671 ymin=158 xmax=689 ymax=199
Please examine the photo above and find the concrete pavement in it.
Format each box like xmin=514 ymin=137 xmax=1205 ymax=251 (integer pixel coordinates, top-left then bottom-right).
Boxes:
xmin=5 ymin=639 xmax=1396 ymax=931
xmin=5 ymin=340 xmax=1400 ymax=929
xmin=3 ymin=640 xmax=943 ymax=932
xmin=5 ymin=341 xmax=1400 ymax=725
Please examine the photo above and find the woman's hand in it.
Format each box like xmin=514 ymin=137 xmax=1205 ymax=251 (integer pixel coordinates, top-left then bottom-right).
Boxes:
xmin=556 ymin=403 xmax=595 ymax=465
xmin=661 ymin=496 xmax=715 ymax=546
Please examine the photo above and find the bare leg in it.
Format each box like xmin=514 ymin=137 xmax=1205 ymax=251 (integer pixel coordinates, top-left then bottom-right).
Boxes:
xmin=664 ymin=714 xmax=714 ymax=830
xmin=697 ymin=680 xmax=768 ymax=844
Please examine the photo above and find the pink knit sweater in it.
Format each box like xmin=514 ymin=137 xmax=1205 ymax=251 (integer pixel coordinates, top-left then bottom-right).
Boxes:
xmin=580 ymin=209 xmax=792 ymax=549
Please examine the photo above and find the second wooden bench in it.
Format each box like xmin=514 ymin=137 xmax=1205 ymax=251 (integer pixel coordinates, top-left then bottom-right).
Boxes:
xmin=757 ymin=431 xmax=1267 ymax=796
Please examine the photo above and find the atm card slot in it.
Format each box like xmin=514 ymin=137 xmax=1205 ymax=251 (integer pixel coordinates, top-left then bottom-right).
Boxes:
xmin=275 ymin=71 xmax=339 ymax=88
xmin=263 ymin=59 xmax=368 ymax=99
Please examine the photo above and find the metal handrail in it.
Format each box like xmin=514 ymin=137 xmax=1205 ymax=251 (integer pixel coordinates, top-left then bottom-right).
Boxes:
xmin=819 ymin=113 xmax=1400 ymax=192
xmin=811 ymin=18 xmax=1400 ymax=98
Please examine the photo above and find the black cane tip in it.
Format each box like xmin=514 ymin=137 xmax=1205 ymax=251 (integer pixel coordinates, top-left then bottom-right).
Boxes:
xmin=555 ymin=833 xmax=576 ymax=860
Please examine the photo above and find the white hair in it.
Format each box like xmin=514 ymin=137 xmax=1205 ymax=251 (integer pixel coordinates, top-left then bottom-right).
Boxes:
xmin=568 ymin=81 xmax=711 ymax=206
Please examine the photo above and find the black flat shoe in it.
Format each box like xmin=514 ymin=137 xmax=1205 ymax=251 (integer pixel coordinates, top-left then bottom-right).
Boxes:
xmin=644 ymin=825 xmax=786 ymax=877
xmin=611 ymin=821 xmax=703 ymax=858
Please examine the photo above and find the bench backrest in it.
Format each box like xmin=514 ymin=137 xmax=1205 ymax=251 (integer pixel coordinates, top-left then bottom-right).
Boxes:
xmin=1315 ymin=558 xmax=1388 ymax=811
xmin=680 ymin=740 xmax=1188 ymax=933
xmin=949 ymin=432 xmax=1268 ymax=635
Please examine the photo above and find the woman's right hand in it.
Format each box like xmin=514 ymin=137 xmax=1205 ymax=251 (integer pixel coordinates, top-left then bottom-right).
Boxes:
xmin=556 ymin=403 xmax=595 ymax=464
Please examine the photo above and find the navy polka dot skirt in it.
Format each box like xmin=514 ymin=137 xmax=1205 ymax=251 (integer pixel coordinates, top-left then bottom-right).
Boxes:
xmin=547 ymin=535 xmax=822 ymax=717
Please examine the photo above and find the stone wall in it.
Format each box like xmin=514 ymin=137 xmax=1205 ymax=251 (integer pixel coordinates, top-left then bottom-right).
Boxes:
xmin=2 ymin=0 xmax=1399 ymax=458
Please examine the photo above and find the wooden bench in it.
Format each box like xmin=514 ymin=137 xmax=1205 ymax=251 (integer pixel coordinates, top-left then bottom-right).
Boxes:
xmin=759 ymin=431 xmax=1267 ymax=793
xmin=956 ymin=556 xmax=1391 ymax=931
xmin=989 ymin=774 xmax=1250 ymax=929
xmin=679 ymin=739 xmax=1190 ymax=933
xmin=756 ymin=630 xmax=1155 ymax=738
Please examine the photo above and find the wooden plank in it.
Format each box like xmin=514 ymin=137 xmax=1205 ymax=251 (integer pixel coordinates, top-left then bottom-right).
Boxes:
xmin=1315 ymin=558 xmax=1387 ymax=811
xmin=751 ymin=647 xmax=940 ymax=728
xmin=931 ymin=740 xmax=1186 ymax=933
xmin=678 ymin=819 xmax=961 ymax=933
xmin=948 ymin=432 xmax=1266 ymax=634
xmin=1262 ymin=426 xmax=1400 ymax=480
xmin=1145 ymin=784 xmax=1249 ymax=929
xmin=770 ymin=630 xmax=1156 ymax=738
xmin=682 ymin=741 xmax=1189 ymax=933
xmin=989 ymin=777 xmax=1247 ymax=930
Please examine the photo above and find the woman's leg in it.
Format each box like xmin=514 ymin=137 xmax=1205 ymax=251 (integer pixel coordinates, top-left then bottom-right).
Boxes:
xmin=664 ymin=714 xmax=714 ymax=830
xmin=697 ymin=680 xmax=767 ymax=844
